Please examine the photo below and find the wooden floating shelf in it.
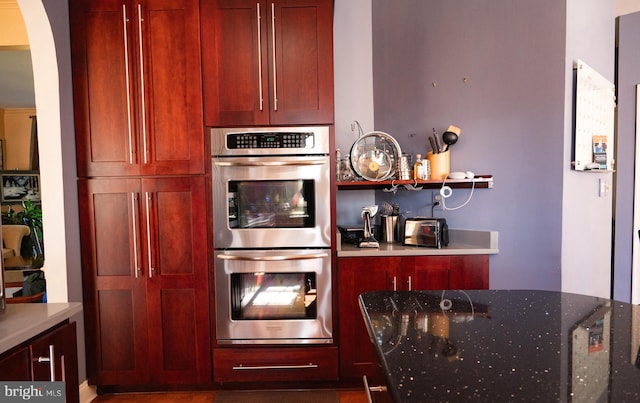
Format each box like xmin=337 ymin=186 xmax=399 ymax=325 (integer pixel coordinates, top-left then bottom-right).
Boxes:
xmin=337 ymin=175 xmax=494 ymax=190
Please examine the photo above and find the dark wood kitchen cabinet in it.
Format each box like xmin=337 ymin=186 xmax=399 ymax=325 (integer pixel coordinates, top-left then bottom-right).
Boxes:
xmin=0 ymin=321 xmax=79 ymax=403
xmin=70 ymin=0 xmax=204 ymax=177
xmin=338 ymin=255 xmax=489 ymax=382
xmin=78 ymin=176 xmax=211 ymax=387
xmin=201 ymin=0 xmax=334 ymax=126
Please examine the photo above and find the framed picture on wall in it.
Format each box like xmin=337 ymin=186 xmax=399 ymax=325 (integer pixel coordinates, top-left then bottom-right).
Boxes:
xmin=1 ymin=171 xmax=40 ymax=203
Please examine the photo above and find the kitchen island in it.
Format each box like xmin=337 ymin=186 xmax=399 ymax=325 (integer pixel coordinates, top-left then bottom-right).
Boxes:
xmin=359 ymin=289 xmax=640 ymax=402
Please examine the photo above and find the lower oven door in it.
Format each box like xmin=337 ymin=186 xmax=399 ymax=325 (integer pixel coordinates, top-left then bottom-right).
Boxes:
xmin=215 ymin=249 xmax=332 ymax=344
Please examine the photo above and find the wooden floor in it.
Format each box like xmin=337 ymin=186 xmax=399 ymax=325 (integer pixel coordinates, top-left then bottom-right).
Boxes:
xmin=91 ymin=390 xmax=369 ymax=402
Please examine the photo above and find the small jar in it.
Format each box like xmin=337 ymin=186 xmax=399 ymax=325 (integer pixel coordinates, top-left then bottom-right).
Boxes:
xmin=421 ymin=159 xmax=431 ymax=180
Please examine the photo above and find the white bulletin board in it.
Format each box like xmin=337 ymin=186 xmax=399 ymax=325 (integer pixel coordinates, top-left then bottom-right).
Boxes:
xmin=573 ymin=60 xmax=616 ymax=171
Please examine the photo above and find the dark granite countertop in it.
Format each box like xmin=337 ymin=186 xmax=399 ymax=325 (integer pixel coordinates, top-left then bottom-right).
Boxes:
xmin=359 ymin=290 xmax=640 ymax=402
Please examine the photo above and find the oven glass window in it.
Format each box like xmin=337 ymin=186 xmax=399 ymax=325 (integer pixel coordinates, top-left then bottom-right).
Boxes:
xmin=228 ymin=180 xmax=315 ymax=229
xmin=230 ymin=272 xmax=317 ymax=320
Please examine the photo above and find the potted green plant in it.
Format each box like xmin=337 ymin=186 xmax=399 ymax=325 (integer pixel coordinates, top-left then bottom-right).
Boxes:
xmin=2 ymin=200 xmax=44 ymax=257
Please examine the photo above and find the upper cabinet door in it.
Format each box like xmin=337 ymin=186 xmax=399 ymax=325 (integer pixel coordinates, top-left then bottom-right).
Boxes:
xmin=70 ymin=0 xmax=204 ymax=177
xmin=201 ymin=0 xmax=269 ymax=126
xmin=201 ymin=0 xmax=334 ymax=127
xmin=139 ymin=0 xmax=204 ymax=175
xmin=269 ymin=0 xmax=334 ymax=125
xmin=71 ymin=0 xmax=139 ymax=177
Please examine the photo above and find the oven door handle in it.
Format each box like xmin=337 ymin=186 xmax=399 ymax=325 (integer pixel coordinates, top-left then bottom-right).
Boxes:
xmin=217 ymin=252 xmax=328 ymax=261
xmin=213 ymin=159 xmax=327 ymax=167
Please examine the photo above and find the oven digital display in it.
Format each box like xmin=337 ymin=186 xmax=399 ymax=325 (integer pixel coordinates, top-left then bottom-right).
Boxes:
xmin=226 ymin=132 xmax=314 ymax=149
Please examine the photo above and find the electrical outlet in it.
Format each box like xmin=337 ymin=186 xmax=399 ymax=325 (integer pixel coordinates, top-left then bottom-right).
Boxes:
xmin=599 ymin=178 xmax=609 ymax=197
xmin=432 ymin=191 xmax=443 ymax=211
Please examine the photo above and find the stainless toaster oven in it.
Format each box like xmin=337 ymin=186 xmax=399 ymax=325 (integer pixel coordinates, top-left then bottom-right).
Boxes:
xmin=402 ymin=217 xmax=449 ymax=248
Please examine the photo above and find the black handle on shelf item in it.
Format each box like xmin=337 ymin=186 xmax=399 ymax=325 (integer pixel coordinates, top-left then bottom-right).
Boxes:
xmin=429 ymin=136 xmax=437 ymax=154
xmin=434 ymin=134 xmax=442 ymax=153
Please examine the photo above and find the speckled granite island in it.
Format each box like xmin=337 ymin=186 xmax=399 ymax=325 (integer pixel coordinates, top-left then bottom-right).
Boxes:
xmin=359 ymin=290 xmax=640 ymax=402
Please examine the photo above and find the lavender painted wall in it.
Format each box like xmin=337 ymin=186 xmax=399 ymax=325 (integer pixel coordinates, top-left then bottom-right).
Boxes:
xmin=369 ymin=0 xmax=610 ymax=292
xmin=334 ymin=0 xmax=376 ymax=227
xmin=613 ymin=12 xmax=640 ymax=302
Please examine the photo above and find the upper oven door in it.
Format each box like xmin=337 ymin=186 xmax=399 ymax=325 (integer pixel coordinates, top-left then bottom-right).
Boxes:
xmin=213 ymin=155 xmax=331 ymax=249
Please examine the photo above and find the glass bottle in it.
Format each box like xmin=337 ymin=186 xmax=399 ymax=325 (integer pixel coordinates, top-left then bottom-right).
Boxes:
xmin=413 ymin=154 xmax=424 ymax=180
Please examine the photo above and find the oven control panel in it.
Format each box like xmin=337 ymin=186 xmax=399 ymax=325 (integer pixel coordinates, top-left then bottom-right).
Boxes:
xmin=227 ymin=132 xmax=314 ymax=149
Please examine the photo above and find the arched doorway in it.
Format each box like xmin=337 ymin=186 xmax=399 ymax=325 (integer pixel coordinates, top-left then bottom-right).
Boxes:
xmin=17 ymin=1 xmax=82 ymax=303
xmin=17 ymin=0 xmax=89 ymax=390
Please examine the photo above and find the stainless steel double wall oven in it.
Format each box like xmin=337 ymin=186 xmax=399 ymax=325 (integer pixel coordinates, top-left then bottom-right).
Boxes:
xmin=211 ymin=126 xmax=332 ymax=344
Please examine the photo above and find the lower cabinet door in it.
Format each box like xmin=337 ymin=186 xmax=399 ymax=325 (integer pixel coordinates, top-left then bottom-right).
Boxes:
xmin=30 ymin=322 xmax=79 ymax=403
xmin=143 ymin=176 xmax=211 ymax=385
xmin=79 ymin=177 xmax=211 ymax=387
xmin=0 ymin=346 xmax=31 ymax=380
xmin=407 ymin=256 xmax=451 ymax=290
xmin=338 ymin=257 xmax=393 ymax=382
xmin=78 ymin=178 xmax=150 ymax=386
xmin=213 ymin=347 xmax=338 ymax=383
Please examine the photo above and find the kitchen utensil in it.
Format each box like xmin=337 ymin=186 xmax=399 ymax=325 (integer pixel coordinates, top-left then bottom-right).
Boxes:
xmin=381 ymin=201 xmax=394 ymax=216
xmin=442 ymin=125 xmax=461 ymax=152
xmin=434 ymin=132 xmax=442 ymax=154
xmin=429 ymin=136 xmax=438 ymax=154
xmin=442 ymin=132 xmax=458 ymax=151
xmin=350 ymin=131 xmax=402 ymax=181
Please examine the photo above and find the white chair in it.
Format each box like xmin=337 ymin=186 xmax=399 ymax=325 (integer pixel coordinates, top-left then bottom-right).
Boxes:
xmin=2 ymin=224 xmax=31 ymax=258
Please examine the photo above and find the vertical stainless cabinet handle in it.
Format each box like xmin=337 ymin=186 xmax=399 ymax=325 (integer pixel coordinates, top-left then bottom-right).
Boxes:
xmin=137 ymin=4 xmax=148 ymax=164
xmin=36 ymin=345 xmax=56 ymax=381
xmin=122 ymin=5 xmax=134 ymax=164
xmin=392 ymin=276 xmax=397 ymax=291
xmin=131 ymin=192 xmax=140 ymax=278
xmin=271 ymin=3 xmax=278 ymax=111
xmin=145 ymin=191 xmax=154 ymax=277
xmin=407 ymin=275 xmax=413 ymax=291
xmin=256 ymin=3 xmax=263 ymax=111
xmin=60 ymin=355 xmax=66 ymax=382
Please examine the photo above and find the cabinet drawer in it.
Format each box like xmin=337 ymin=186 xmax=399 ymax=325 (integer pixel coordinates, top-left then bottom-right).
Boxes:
xmin=213 ymin=346 xmax=338 ymax=383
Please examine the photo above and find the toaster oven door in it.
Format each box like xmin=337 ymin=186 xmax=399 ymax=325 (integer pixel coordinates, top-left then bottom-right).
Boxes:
xmin=403 ymin=219 xmax=441 ymax=248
